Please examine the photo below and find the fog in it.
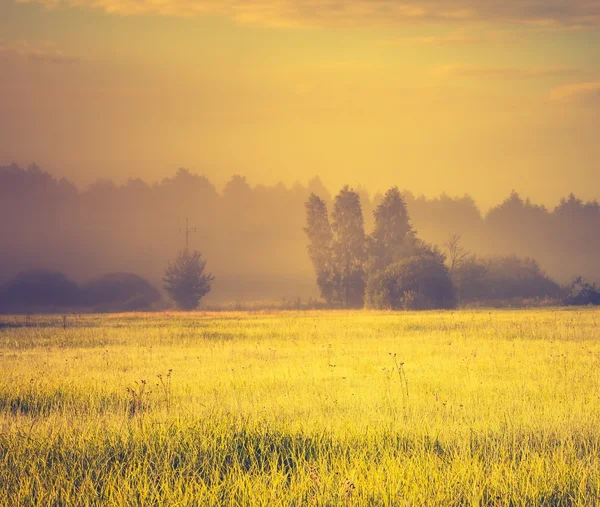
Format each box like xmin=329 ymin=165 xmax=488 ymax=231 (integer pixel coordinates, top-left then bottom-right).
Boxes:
xmin=1 ymin=163 xmax=598 ymax=302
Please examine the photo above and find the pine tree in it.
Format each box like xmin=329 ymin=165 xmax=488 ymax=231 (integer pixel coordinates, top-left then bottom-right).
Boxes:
xmin=331 ymin=186 xmax=366 ymax=308
xmin=163 ymin=249 xmax=214 ymax=310
xmin=368 ymin=187 xmax=415 ymax=272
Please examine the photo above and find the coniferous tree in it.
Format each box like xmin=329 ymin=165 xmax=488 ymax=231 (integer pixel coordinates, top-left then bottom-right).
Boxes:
xmin=304 ymin=194 xmax=335 ymax=303
xmin=163 ymin=249 xmax=214 ymax=310
xmin=331 ymin=186 xmax=366 ymax=308
xmin=368 ymin=187 xmax=415 ymax=272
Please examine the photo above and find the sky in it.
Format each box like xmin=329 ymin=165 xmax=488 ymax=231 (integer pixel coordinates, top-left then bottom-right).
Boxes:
xmin=1 ymin=0 xmax=599 ymax=208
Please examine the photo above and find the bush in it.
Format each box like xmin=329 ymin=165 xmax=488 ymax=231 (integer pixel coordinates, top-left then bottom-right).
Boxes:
xmin=366 ymin=254 xmax=456 ymax=310
xmin=563 ymin=277 xmax=600 ymax=306
xmin=452 ymin=255 xmax=490 ymax=303
xmin=81 ymin=273 xmax=161 ymax=311
xmin=484 ymin=255 xmax=561 ymax=301
xmin=0 ymin=269 xmax=80 ymax=312
xmin=453 ymin=255 xmax=561 ymax=304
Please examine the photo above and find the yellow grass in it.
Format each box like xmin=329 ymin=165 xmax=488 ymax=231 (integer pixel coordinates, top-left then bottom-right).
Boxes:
xmin=1 ymin=309 xmax=600 ymax=505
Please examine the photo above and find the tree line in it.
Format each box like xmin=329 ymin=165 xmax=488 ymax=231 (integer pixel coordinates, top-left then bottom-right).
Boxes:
xmin=1 ymin=163 xmax=600 ymax=304
xmin=305 ymin=187 xmax=600 ymax=309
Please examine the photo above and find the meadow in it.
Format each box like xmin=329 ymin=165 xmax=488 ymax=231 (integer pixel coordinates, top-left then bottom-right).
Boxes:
xmin=1 ymin=308 xmax=600 ymax=505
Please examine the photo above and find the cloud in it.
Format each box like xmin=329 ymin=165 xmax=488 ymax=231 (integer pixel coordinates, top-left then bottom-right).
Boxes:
xmin=378 ymin=29 xmax=513 ymax=46
xmin=549 ymin=82 xmax=600 ymax=105
xmin=377 ymin=23 xmax=591 ymax=46
xmin=14 ymin=0 xmax=600 ymax=27
xmin=434 ymin=64 xmax=580 ymax=80
xmin=0 ymin=40 xmax=78 ymax=64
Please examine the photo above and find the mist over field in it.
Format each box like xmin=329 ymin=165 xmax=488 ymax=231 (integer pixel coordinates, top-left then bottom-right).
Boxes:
xmin=1 ymin=163 xmax=600 ymax=305
xmin=3 ymin=0 xmax=600 ymax=309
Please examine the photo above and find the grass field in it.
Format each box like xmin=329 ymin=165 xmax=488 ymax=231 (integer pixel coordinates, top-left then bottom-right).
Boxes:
xmin=1 ymin=309 xmax=600 ymax=505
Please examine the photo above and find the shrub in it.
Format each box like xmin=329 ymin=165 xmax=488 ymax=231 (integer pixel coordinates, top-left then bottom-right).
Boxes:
xmin=365 ymin=254 xmax=456 ymax=310
xmin=484 ymin=255 xmax=561 ymax=301
xmin=453 ymin=255 xmax=561 ymax=304
xmin=81 ymin=273 xmax=161 ymax=311
xmin=562 ymin=277 xmax=600 ymax=306
xmin=452 ymin=255 xmax=490 ymax=303
xmin=0 ymin=269 xmax=80 ymax=312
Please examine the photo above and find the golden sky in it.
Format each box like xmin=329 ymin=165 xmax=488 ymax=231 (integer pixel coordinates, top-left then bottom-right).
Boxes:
xmin=1 ymin=0 xmax=599 ymax=207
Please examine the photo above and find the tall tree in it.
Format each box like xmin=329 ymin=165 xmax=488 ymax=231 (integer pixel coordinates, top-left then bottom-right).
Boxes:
xmin=368 ymin=187 xmax=415 ymax=272
xmin=304 ymin=194 xmax=335 ymax=303
xmin=331 ymin=186 xmax=366 ymax=308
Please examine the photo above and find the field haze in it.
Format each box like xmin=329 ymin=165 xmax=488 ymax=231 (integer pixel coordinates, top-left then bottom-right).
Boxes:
xmin=1 ymin=309 xmax=600 ymax=505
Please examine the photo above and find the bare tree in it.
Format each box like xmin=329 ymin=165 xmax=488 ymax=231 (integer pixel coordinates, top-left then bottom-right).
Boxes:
xmin=444 ymin=234 xmax=470 ymax=274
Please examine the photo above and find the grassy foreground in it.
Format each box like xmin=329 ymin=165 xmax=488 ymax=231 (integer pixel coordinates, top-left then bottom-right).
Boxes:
xmin=1 ymin=309 xmax=600 ymax=505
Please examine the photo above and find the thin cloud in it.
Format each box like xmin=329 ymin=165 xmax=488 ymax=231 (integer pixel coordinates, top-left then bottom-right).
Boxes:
xmin=13 ymin=0 xmax=600 ymax=27
xmin=378 ymin=30 xmax=513 ymax=46
xmin=434 ymin=64 xmax=580 ymax=80
xmin=377 ymin=24 xmax=590 ymax=46
xmin=0 ymin=40 xmax=78 ymax=64
xmin=550 ymin=81 xmax=600 ymax=104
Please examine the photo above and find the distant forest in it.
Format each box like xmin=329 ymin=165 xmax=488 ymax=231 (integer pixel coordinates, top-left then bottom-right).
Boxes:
xmin=1 ymin=163 xmax=599 ymax=303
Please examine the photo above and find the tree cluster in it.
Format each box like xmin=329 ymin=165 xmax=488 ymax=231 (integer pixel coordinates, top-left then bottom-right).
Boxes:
xmin=0 ymin=252 xmax=215 ymax=313
xmin=305 ymin=187 xmax=455 ymax=310
xmin=305 ymin=187 xmax=600 ymax=309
